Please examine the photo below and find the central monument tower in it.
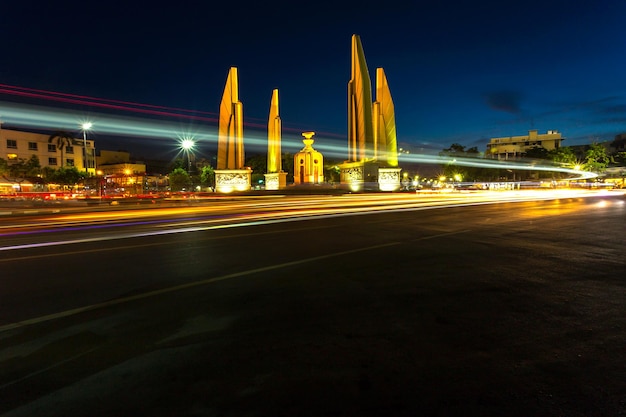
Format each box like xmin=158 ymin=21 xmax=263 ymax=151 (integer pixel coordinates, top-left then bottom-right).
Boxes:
xmin=294 ymin=132 xmax=324 ymax=185
xmin=340 ymin=34 xmax=401 ymax=191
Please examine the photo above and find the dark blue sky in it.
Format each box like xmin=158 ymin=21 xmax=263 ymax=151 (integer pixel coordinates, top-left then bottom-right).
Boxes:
xmin=2 ymin=0 xmax=626 ymax=159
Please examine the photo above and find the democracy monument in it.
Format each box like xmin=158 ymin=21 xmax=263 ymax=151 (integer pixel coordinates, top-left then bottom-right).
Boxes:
xmin=340 ymin=34 xmax=401 ymax=191
xmin=214 ymin=34 xmax=401 ymax=193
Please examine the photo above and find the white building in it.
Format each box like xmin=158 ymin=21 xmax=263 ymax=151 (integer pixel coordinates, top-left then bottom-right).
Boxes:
xmin=0 ymin=127 xmax=96 ymax=174
xmin=486 ymin=129 xmax=564 ymax=160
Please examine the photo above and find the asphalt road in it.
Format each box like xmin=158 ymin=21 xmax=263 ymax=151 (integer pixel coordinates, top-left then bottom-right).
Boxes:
xmin=1 ymin=192 xmax=625 ymax=416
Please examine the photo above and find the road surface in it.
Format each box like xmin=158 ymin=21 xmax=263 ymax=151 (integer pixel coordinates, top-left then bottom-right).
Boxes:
xmin=1 ymin=190 xmax=625 ymax=416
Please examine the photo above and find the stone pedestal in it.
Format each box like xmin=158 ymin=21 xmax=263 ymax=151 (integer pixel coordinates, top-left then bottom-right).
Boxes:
xmin=214 ymin=169 xmax=251 ymax=193
xmin=264 ymin=172 xmax=287 ymax=190
xmin=339 ymin=161 xmax=380 ymax=192
xmin=378 ymin=167 xmax=402 ymax=191
xmin=339 ymin=162 xmax=402 ymax=192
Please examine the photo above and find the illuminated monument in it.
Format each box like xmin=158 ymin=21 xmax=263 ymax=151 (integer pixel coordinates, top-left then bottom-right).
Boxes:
xmin=340 ymin=34 xmax=401 ymax=191
xmin=264 ymin=89 xmax=287 ymax=190
xmin=294 ymin=132 xmax=324 ymax=185
xmin=214 ymin=67 xmax=252 ymax=192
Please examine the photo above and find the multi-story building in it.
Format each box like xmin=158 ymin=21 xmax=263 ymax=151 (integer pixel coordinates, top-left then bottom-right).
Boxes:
xmin=0 ymin=127 xmax=96 ymax=174
xmin=96 ymin=149 xmax=150 ymax=195
xmin=486 ymin=129 xmax=564 ymax=160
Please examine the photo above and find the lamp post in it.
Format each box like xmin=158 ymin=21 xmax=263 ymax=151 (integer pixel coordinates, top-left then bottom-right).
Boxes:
xmin=81 ymin=122 xmax=92 ymax=175
xmin=181 ymin=138 xmax=195 ymax=172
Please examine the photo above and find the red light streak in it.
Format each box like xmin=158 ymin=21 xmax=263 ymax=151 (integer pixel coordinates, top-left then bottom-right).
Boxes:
xmin=0 ymin=83 xmax=342 ymax=136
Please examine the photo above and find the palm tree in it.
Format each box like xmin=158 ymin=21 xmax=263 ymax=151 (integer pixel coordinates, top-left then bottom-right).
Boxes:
xmin=48 ymin=131 xmax=75 ymax=168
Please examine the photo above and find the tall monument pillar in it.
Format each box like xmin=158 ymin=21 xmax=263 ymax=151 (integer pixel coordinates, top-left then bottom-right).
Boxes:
xmin=214 ymin=67 xmax=252 ymax=192
xmin=340 ymin=34 xmax=401 ymax=192
xmin=373 ymin=67 xmax=401 ymax=191
xmin=347 ymin=34 xmax=374 ymax=162
xmin=264 ymin=89 xmax=287 ymax=190
xmin=373 ymin=68 xmax=398 ymax=168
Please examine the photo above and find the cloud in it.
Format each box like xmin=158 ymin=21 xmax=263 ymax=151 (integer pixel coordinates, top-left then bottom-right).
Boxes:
xmin=483 ymin=90 xmax=523 ymax=114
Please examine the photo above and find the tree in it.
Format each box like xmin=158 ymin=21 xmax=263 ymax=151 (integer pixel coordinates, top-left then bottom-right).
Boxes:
xmin=200 ymin=165 xmax=215 ymax=190
xmin=0 ymin=157 xmax=8 ymax=175
xmin=169 ymin=158 xmax=186 ymax=172
xmin=324 ymin=159 xmax=342 ymax=184
xmin=524 ymin=147 xmax=549 ymax=160
xmin=25 ymin=154 xmax=42 ymax=176
xmin=614 ymin=151 xmax=626 ymax=166
xmin=41 ymin=166 xmax=56 ymax=182
xmin=48 ymin=131 xmax=75 ymax=168
xmin=584 ymin=143 xmax=611 ymax=173
xmin=282 ymin=152 xmax=294 ymax=183
xmin=440 ymin=143 xmax=467 ymax=156
xmin=244 ymin=154 xmax=267 ymax=185
xmin=168 ymin=167 xmax=191 ymax=191
xmin=439 ymin=143 xmax=485 ymax=181
xmin=548 ymin=147 xmax=576 ymax=165
xmin=5 ymin=155 xmax=42 ymax=191
xmin=52 ymin=166 xmax=84 ymax=187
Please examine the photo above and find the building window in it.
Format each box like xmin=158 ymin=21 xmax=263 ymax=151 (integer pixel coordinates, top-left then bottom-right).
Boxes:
xmin=48 ymin=144 xmax=56 ymax=152
xmin=7 ymin=153 xmax=18 ymax=161
xmin=66 ymin=158 xmax=74 ymax=166
xmin=6 ymin=139 xmax=17 ymax=149
xmin=48 ymin=157 xmax=58 ymax=166
xmin=28 ymin=142 xmax=38 ymax=150
xmin=66 ymin=146 xmax=74 ymax=154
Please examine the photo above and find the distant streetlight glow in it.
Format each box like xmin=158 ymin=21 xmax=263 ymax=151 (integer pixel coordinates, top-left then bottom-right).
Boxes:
xmin=179 ymin=137 xmax=195 ymax=172
xmin=81 ymin=122 xmax=93 ymax=175
xmin=181 ymin=139 xmax=194 ymax=150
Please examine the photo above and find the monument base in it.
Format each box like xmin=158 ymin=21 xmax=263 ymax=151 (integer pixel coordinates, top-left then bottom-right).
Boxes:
xmin=214 ymin=169 xmax=252 ymax=193
xmin=339 ymin=161 xmax=380 ymax=192
xmin=339 ymin=162 xmax=402 ymax=192
xmin=264 ymin=172 xmax=287 ymax=190
xmin=378 ymin=167 xmax=402 ymax=191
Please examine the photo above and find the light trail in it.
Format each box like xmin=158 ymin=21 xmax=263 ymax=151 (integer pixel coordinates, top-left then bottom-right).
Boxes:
xmin=0 ymin=83 xmax=343 ymax=139
xmin=0 ymin=83 xmax=601 ymax=175
xmin=6 ymin=96 xmax=588 ymax=175
xmin=0 ymin=83 xmax=220 ymax=117
xmin=0 ymin=189 xmax=619 ymax=253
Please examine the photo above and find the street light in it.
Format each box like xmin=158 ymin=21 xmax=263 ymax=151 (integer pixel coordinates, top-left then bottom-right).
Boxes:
xmin=181 ymin=138 xmax=195 ymax=172
xmin=81 ymin=122 xmax=92 ymax=175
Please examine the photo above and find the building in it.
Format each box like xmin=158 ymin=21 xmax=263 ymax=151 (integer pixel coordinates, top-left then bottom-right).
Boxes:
xmin=96 ymin=150 xmax=149 ymax=195
xmin=96 ymin=150 xmax=146 ymax=176
xmin=486 ymin=129 xmax=563 ymax=160
xmin=0 ymin=127 xmax=96 ymax=174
